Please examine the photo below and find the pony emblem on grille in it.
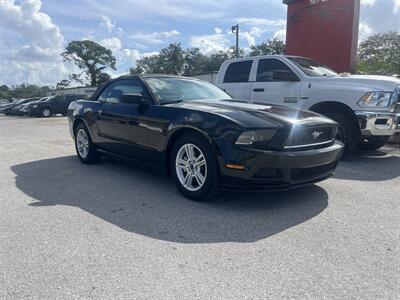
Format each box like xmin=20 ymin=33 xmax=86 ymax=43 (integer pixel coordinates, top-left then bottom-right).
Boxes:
xmin=312 ymin=131 xmax=324 ymax=140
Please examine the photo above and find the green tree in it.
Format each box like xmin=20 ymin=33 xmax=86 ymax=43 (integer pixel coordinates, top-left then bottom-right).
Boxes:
xmin=158 ymin=43 xmax=185 ymax=75
xmin=202 ymin=47 xmax=244 ymax=72
xmin=11 ymin=84 xmax=41 ymax=98
xmin=248 ymin=38 xmax=285 ymax=56
xmin=129 ymin=55 xmax=163 ymax=74
xmin=0 ymin=85 xmax=12 ymax=100
xmin=130 ymin=43 xmax=185 ymax=75
xmin=130 ymin=45 xmax=243 ymax=76
xmin=357 ymin=31 xmax=400 ymax=76
xmin=61 ymin=40 xmax=116 ymax=86
xmin=183 ymin=48 xmax=207 ymax=75
xmin=97 ymin=73 xmax=111 ymax=85
xmin=56 ymin=79 xmax=70 ymax=90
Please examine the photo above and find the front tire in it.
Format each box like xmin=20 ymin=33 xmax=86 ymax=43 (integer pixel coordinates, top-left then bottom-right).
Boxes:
xmin=358 ymin=136 xmax=390 ymax=151
xmin=170 ymin=133 xmax=220 ymax=201
xmin=325 ymin=113 xmax=359 ymax=156
xmin=74 ymin=123 xmax=101 ymax=164
xmin=41 ymin=107 xmax=52 ymax=118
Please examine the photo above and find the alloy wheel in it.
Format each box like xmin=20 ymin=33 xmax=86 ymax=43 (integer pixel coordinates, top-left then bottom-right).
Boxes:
xmin=175 ymin=143 xmax=207 ymax=191
xmin=42 ymin=109 xmax=51 ymax=117
xmin=76 ymin=129 xmax=89 ymax=158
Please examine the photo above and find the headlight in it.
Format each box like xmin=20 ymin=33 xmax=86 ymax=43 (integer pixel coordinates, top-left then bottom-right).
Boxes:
xmin=235 ymin=130 xmax=276 ymax=146
xmin=33 ymin=105 xmax=38 ymax=108
xmin=358 ymin=91 xmax=393 ymax=108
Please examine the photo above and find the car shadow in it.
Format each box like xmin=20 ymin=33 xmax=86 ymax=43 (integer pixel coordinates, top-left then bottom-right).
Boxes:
xmin=11 ymin=155 xmax=329 ymax=244
xmin=334 ymin=147 xmax=400 ymax=181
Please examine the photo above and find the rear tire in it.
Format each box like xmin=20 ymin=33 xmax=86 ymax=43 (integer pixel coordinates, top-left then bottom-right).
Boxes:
xmin=325 ymin=113 xmax=359 ymax=156
xmin=74 ymin=123 xmax=101 ymax=164
xmin=358 ymin=136 xmax=390 ymax=151
xmin=170 ymin=133 xmax=220 ymax=201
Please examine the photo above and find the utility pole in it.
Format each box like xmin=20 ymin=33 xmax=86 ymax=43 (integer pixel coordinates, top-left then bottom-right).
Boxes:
xmin=231 ymin=24 xmax=239 ymax=58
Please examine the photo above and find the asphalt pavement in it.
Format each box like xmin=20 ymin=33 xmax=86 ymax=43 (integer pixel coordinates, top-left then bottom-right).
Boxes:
xmin=0 ymin=116 xmax=399 ymax=299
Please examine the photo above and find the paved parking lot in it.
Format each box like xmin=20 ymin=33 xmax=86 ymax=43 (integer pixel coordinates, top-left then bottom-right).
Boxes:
xmin=0 ymin=116 xmax=399 ymax=299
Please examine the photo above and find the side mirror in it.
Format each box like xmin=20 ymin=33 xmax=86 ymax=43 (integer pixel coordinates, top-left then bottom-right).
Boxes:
xmin=119 ymin=94 xmax=147 ymax=105
xmin=273 ymin=70 xmax=300 ymax=82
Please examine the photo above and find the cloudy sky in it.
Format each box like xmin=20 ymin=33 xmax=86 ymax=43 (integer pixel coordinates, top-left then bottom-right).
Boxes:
xmin=0 ymin=0 xmax=399 ymax=87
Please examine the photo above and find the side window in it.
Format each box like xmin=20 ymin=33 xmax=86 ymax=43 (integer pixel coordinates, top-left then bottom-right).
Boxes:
xmin=256 ymin=59 xmax=298 ymax=82
xmin=97 ymin=88 xmax=108 ymax=101
xmin=223 ymin=60 xmax=253 ymax=83
xmin=97 ymin=80 xmax=147 ymax=103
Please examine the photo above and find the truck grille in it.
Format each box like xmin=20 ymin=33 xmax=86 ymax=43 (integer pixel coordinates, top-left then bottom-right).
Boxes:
xmin=395 ymin=85 xmax=400 ymax=113
xmin=282 ymin=125 xmax=337 ymax=150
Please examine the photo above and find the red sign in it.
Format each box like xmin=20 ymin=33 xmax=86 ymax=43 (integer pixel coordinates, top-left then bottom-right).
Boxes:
xmin=284 ymin=0 xmax=360 ymax=73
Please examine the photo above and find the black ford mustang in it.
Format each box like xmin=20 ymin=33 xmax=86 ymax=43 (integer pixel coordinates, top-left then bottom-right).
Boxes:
xmin=68 ymin=74 xmax=343 ymax=201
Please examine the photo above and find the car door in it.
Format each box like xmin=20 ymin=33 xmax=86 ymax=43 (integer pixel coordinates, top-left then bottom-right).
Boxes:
xmin=51 ymin=96 xmax=66 ymax=113
xmin=219 ymin=60 xmax=255 ymax=100
xmin=94 ymin=79 xmax=152 ymax=160
xmin=251 ymin=58 xmax=304 ymax=108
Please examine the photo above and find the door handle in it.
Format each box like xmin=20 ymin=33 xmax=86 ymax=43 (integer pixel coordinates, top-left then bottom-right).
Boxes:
xmin=253 ymin=88 xmax=264 ymax=92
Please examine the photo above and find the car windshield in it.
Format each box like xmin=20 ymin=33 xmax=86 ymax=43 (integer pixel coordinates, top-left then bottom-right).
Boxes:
xmin=287 ymin=57 xmax=338 ymax=77
xmin=144 ymin=77 xmax=231 ymax=104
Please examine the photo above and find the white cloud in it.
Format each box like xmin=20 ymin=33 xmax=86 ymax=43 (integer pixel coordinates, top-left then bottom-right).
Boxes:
xmin=361 ymin=0 xmax=376 ymax=6
xmin=240 ymin=27 xmax=267 ymax=46
xmin=100 ymin=15 xmax=115 ymax=33
xmin=235 ymin=18 xmax=286 ymax=27
xmin=0 ymin=0 xmax=64 ymax=60
xmin=189 ymin=34 xmax=229 ymax=54
xmin=273 ymin=29 xmax=286 ymax=42
xmin=0 ymin=0 xmax=71 ymax=86
xmin=233 ymin=18 xmax=286 ymax=47
xmin=129 ymin=30 xmax=181 ymax=44
xmin=394 ymin=0 xmax=400 ymax=13
xmin=0 ymin=60 xmax=75 ymax=87
xmin=214 ymin=27 xmax=222 ymax=34
xmin=358 ymin=22 xmax=374 ymax=40
xmin=98 ymin=37 xmax=156 ymax=77
xmin=100 ymin=37 xmax=122 ymax=52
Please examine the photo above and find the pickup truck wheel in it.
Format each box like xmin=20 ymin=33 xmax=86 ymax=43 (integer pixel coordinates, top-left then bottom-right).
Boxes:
xmin=325 ymin=113 xmax=359 ymax=156
xmin=358 ymin=136 xmax=390 ymax=151
xmin=74 ymin=123 xmax=101 ymax=164
xmin=170 ymin=133 xmax=220 ymax=201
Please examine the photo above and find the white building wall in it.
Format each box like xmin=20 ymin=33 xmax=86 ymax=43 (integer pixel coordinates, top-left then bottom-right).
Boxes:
xmin=48 ymin=87 xmax=97 ymax=97
xmin=188 ymin=72 xmax=218 ymax=84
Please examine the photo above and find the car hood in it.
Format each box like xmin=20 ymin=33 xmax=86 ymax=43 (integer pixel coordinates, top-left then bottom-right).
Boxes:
xmin=315 ymin=74 xmax=400 ymax=91
xmin=166 ymin=99 xmax=336 ymax=128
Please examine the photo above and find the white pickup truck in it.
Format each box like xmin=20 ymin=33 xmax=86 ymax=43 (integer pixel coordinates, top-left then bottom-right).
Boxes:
xmin=215 ymin=55 xmax=400 ymax=154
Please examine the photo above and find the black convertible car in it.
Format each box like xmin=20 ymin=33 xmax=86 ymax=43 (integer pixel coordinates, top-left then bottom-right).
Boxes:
xmin=68 ymin=75 xmax=343 ymax=201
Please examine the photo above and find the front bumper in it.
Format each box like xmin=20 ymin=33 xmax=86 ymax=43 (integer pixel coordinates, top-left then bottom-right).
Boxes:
xmin=9 ymin=108 xmax=23 ymax=115
xmin=219 ymin=141 xmax=343 ymax=191
xmin=355 ymin=111 xmax=399 ymax=136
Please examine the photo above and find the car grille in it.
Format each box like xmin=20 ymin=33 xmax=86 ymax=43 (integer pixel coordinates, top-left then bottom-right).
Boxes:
xmin=290 ymin=161 xmax=338 ymax=182
xmin=282 ymin=125 xmax=337 ymax=151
